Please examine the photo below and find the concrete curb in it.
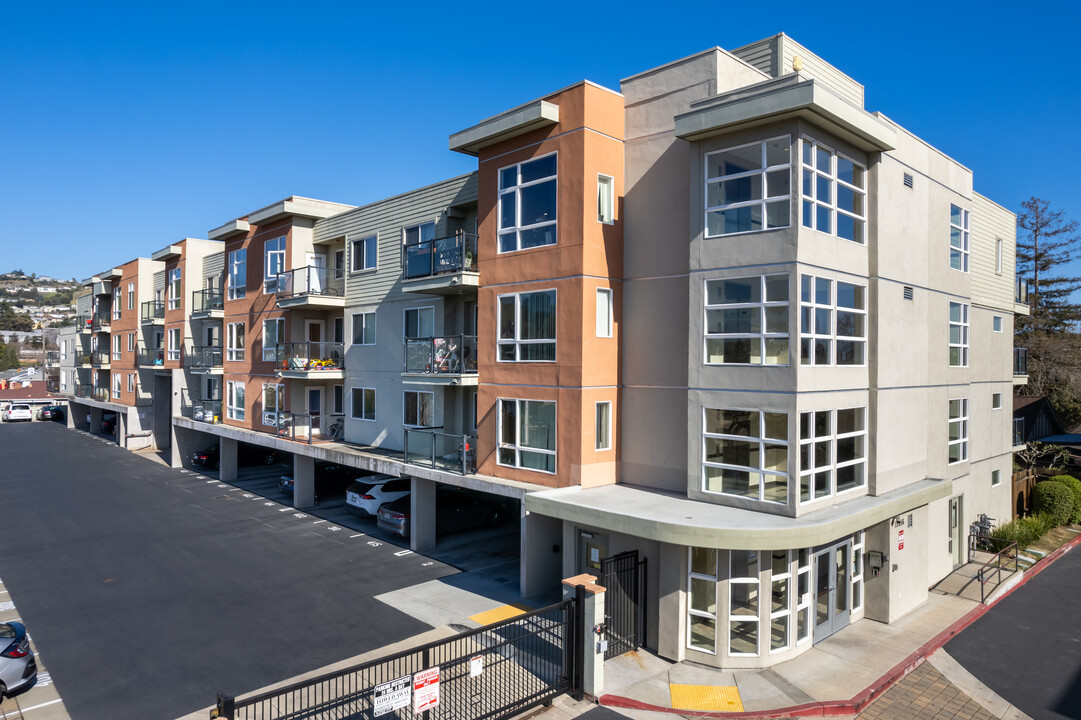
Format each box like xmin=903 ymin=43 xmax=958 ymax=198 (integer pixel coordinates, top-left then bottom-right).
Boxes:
xmin=599 ymin=532 xmax=1081 ymax=718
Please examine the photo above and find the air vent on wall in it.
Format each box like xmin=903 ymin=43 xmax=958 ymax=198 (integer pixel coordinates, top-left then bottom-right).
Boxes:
xmin=903 ymin=286 xmax=914 ymax=301
xmin=903 ymin=173 xmax=914 ymax=188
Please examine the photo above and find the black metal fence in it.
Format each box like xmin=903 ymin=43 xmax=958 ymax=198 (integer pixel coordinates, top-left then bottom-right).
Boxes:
xmin=600 ymin=551 xmax=646 ymax=660
xmin=215 ymin=599 xmax=578 ymax=720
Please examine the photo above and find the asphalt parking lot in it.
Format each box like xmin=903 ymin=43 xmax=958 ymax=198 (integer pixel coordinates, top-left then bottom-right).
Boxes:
xmin=0 ymin=422 xmax=465 ymax=719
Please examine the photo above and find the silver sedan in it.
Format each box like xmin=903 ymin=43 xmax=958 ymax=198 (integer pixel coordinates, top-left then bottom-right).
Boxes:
xmin=0 ymin=622 xmax=37 ymax=701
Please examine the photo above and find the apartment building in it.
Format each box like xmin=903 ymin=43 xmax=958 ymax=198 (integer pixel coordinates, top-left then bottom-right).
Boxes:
xmin=57 ymin=32 xmax=1023 ymax=671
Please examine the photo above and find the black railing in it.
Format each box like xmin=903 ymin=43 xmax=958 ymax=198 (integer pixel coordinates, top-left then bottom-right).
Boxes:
xmin=404 ymin=429 xmax=477 ymax=474
xmin=75 ymin=314 xmax=92 ymax=331
xmin=276 ymin=342 xmax=344 ymax=372
xmin=192 ymin=289 xmax=224 ymax=314
xmin=76 ymin=352 xmax=92 ymax=365
xmin=600 ymin=551 xmax=647 ymax=660
xmin=140 ymin=300 xmax=165 ymax=322
xmin=215 ymin=599 xmax=576 ymax=720
xmin=404 ymin=231 xmax=478 ymax=279
xmin=91 ymin=349 xmax=111 ymax=366
xmin=1016 ymin=278 xmax=1030 ymax=306
xmin=275 ymin=266 xmax=343 ymax=298
xmin=967 ymin=535 xmax=1019 ymax=603
xmin=75 ymin=384 xmax=92 ymax=398
xmin=138 ymin=348 xmax=165 ymax=367
xmin=45 ymin=351 xmax=59 ymax=365
xmin=187 ymin=346 xmax=223 ymax=370
xmin=91 ymin=313 xmax=111 ymax=332
xmin=93 ymin=386 xmax=111 ymax=402
xmin=1014 ymin=347 xmax=1028 ymax=376
xmin=1013 ymin=417 xmax=1025 ymax=446
xmin=404 ymin=335 xmax=477 ymax=374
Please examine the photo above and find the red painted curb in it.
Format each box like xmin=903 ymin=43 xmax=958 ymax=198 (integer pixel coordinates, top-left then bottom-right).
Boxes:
xmin=599 ymin=531 xmax=1081 ymax=718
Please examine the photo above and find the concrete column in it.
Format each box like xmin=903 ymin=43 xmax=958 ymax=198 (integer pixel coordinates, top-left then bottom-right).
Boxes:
xmin=90 ymin=407 xmax=103 ymax=434
xmin=410 ymin=477 xmax=437 ymax=553
xmin=562 ymin=574 xmax=606 ymax=700
xmin=521 ymin=510 xmax=563 ymax=599
xmin=117 ymin=412 xmax=127 ymax=448
xmin=65 ymin=405 xmax=74 ymax=429
xmin=220 ymin=437 xmax=238 ymax=482
xmin=293 ymin=454 xmax=316 ymax=509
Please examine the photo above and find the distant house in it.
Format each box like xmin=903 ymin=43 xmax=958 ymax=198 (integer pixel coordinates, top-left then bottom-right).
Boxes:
xmin=1014 ymin=396 xmax=1066 ymax=443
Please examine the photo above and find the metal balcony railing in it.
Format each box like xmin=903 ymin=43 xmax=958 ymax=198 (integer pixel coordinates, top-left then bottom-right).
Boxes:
xmin=274 ymin=266 xmax=344 ymax=298
xmin=138 ymin=348 xmax=165 ymax=367
xmin=46 ymin=379 xmax=59 ymax=392
xmin=1013 ymin=417 xmax=1025 ymax=447
xmin=1015 ymin=278 xmax=1030 ymax=306
xmin=74 ymin=314 xmax=92 ymax=331
xmin=275 ymin=342 xmax=344 ymax=372
xmin=187 ymin=346 xmax=223 ymax=370
xmin=76 ymin=352 xmax=92 ymax=365
xmin=45 ymin=351 xmax=59 ymax=365
xmin=91 ymin=313 xmax=111 ymax=332
xmin=404 ymin=335 xmax=477 ymax=375
xmin=1014 ymin=347 xmax=1028 ymax=376
xmin=93 ymin=387 xmax=111 ymax=402
xmin=404 ymin=231 xmax=478 ymax=279
xmin=192 ymin=289 xmax=224 ymax=314
xmin=192 ymin=400 xmax=223 ymax=424
xmin=404 ymin=429 xmax=477 ymax=475
xmin=92 ymin=349 xmax=111 ymax=366
xmin=75 ymin=384 xmax=92 ymax=398
xmin=140 ymin=300 xmax=165 ymax=322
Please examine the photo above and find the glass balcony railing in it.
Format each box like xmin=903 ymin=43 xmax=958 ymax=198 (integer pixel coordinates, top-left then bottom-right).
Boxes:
xmin=187 ymin=346 xmax=223 ymax=370
xmin=192 ymin=400 xmax=223 ymax=424
xmin=274 ymin=266 xmax=344 ymax=299
xmin=192 ymin=289 xmax=224 ymax=314
xmin=75 ymin=384 xmax=92 ymax=398
xmin=92 ymin=349 xmax=111 ymax=366
xmin=45 ymin=351 xmax=59 ymax=365
xmin=404 ymin=232 xmax=478 ymax=279
xmin=275 ymin=342 xmax=344 ymax=373
xmin=76 ymin=352 xmax=92 ymax=365
xmin=140 ymin=300 xmax=165 ymax=322
xmin=1014 ymin=347 xmax=1028 ymax=376
xmin=93 ymin=387 xmax=111 ymax=402
xmin=404 ymin=428 xmax=477 ymax=475
xmin=1015 ymin=278 xmax=1030 ymax=306
xmin=404 ymin=335 xmax=477 ymax=375
xmin=138 ymin=347 xmax=166 ymax=367
xmin=74 ymin=314 xmax=92 ymax=331
xmin=1013 ymin=417 xmax=1025 ymax=446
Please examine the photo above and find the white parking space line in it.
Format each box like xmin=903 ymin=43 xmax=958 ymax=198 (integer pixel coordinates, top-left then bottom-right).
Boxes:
xmin=311 ymin=520 xmax=326 ymax=525
xmin=394 ymin=550 xmax=413 ymax=557
xmin=19 ymin=699 xmax=62 ymax=713
xmin=350 ymin=533 xmax=366 ymax=538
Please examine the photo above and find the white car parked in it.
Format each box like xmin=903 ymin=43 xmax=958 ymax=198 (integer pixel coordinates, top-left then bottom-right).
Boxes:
xmin=2 ymin=404 xmax=32 ymax=422
xmin=346 ymin=475 xmax=411 ymax=516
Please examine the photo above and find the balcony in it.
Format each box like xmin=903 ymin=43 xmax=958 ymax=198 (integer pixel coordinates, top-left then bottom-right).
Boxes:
xmin=192 ymin=400 xmax=223 ymax=425
xmin=1014 ymin=347 xmax=1028 ymax=385
xmin=275 ymin=342 xmax=345 ymax=379
xmin=76 ymin=352 xmax=92 ymax=367
xmin=91 ymin=314 xmax=111 ymax=333
xmin=191 ymin=289 xmax=224 ymax=319
xmin=187 ymin=346 xmax=223 ymax=374
xmin=74 ymin=314 xmax=92 ymax=334
xmin=91 ymin=349 xmax=111 ymax=369
xmin=403 ymin=335 xmax=478 ymax=385
xmin=274 ymin=266 xmax=345 ymax=309
xmin=267 ymin=411 xmax=344 ymax=445
xmin=92 ymin=387 xmax=111 ymax=403
xmin=1013 ymin=417 xmax=1025 ymax=448
xmin=1015 ymin=278 xmax=1030 ymax=306
xmin=138 ymin=347 xmax=166 ymax=368
xmin=402 ymin=232 xmax=479 ymax=295
xmin=404 ymin=428 xmax=477 ymax=475
xmin=45 ymin=351 xmax=59 ymax=367
xmin=140 ymin=300 xmax=165 ymax=325
xmin=74 ymin=384 xmax=92 ymax=399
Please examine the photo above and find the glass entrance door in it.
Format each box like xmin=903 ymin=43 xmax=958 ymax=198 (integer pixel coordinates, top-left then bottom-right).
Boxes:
xmin=813 ymin=540 xmax=851 ymax=643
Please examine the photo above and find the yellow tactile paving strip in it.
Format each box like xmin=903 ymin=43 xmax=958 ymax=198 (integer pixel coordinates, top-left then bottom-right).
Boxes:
xmin=468 ymin=603 xmax=531 ymax=625
xmin=670 ymin=684 xmax=744 ymax=712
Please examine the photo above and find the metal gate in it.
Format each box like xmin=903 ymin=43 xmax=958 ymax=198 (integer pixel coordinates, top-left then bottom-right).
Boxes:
xmin=599 ymin=550 xmax=646 ymax=660
xmin=214 ymin=599 xmax=579 ymax=720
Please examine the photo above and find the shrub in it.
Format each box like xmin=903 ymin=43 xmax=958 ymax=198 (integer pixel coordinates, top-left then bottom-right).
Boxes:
xmin=1034 ymin=481 xmax=1073 ymax=526
xmin=1047 ymin=475 xmax=1081 ymax=523
xmin=989 ymin=513 xmax=1053 ymax=551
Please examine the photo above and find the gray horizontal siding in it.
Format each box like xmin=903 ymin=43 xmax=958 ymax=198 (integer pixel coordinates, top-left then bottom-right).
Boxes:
xmin=76 ymin=293 xmax=92 ymax=315
xmin=730 ymin=36 xmax=779 ymax=77
xmin=202 ymin=251 xmax=225 ymax=284
xmin=781 ymin=36 xmax=864 ymax=108
xmin=153 ymin=270 xmax=165 ymax=292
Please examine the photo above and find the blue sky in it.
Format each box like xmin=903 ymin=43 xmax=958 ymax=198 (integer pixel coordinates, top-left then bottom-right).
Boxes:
xmin=2 ymin=0 xmax=1077 ymax=280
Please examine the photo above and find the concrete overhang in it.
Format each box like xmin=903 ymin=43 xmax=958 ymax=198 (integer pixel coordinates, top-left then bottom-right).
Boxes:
xmin=675 ymin=75 xmax=896 ymax=153
xmin=450 ymin=100 xmax=559 ymax=156
xmin=248 ymin=198 xmax=355 ymax=225
xmin=151 ymin=244 xmax=183 ymax=262
xmin=208 ymin=219 xmax=250 ymax=241
xmin=525 ymin=477 xmax=952 ymax=550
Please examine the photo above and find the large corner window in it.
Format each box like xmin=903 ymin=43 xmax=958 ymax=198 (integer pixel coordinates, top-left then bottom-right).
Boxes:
xmin=703 ymin=408 xmax=788 ymax=504
xmin=228 ymin=249 xmax=247 ymax=300
xmin=687 ymin=548 xmax=718 ymax=654
xmin=168 ymin=268 xmax=182 ymax=310
xmin=950 ymin=205 xmax=970 ymax=272
xmin=705 ymin=137 xmax=790 ymax=237
xmin=498 ymin=398 xmax=556 ymax=474
xmin=498 ymin=290 xmax=556 ymax=362
xmin=949 ymin=302 xmax=969 ymax=367
xmin=949 ymin=398 xmax=969 ymax=464
xmin=799 ymin=407 xmax=867 ymax=503
xmin=801 ymin=138 xmax=866 ymax=243
xmin=704 ymin=275 xmax=789 ymax=365
xmin=499 ymin=154 xmax=557 ymax=252
xmin=800 ymin=275 xmax=866 ymax=365
xmin=264 ymin=237 xmax=286 ymax=292
xmin=729 ymin=550 xmax=760 ymax=657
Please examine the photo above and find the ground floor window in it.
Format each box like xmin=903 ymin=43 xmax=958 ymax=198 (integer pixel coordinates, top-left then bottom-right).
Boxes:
xmin=729 ymin=550 xmax=760 ymax=656
xmin=227 ymin=381 xmax=245 ymax=421
xmin=770 ymin=550 xmax=791 ymax=652
xmin=262 ymin=383 xmax=282 ymax=426
xmin=498 ymin=398 xmax=556 ymax=473
xmin=687 ymin=547 xmax=718 ymax=654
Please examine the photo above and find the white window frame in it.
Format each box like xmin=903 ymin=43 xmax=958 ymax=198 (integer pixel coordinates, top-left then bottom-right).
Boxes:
xmin=949 ymin=302 xmax=969 ymax=367
xmin=127 ymin=282 xmax=135 ymax=310
xmin=704 ymin=274 xmax=790 ymax=366
xmin=167 ymin=328 xmax=181 ymax=361
xmin=227 ymin=322 xmax=245 ymax=362
xmin=705 ymin=136 xmax=791 ymax=238
xmin=949 ymin=398 xmax=969 ymax=465
xmin=113 ymin=334 xmax=122 ymax=360
xmin=596 ymin=288 xmax=613 ymax=338
xmin=595 ymin=401 xmax=612 ymax=451
xmin=992 ymin=392 xmax=1002 ymax=410
xmin=403 ymin=390 xmax=434 ymax=428
xmin=996 ymin=237 xmax=1003 ymax=275
xmin=351 ymin=387 xmax=376 ymax=422
xmin=769 ymin=550 xmax=792 ymax=654
xmin=597 ymin=173 xmax=614 ymax=224
xmin=351 ymin=235 xmax=377 ymax=273
xmin=703 ymin=408 xmax=789 ymax=505
xmin=352 ymin=312 xmax=376 ymax=346
xmin=497 ymin=398 xmax=557 ymax=474
xmin=403 ymin=306 xmax=435 ymax=340
xmin=992 ymin=469 xmax=1001 ymax=487
xmin=333 ymin=384 xmax=344 ymax=415
xmin=262 ymin=382 xmax=282 ymax=426
xmin=851 ymin=531 xmax=864 ymax=612
xmin=228 ymin=249 xmax=246 ymax=300
xmin=801 ymin=137 xmax=866 ymax=243
xmin=950 ymin=204 xmax=970 ymax=272
xmin=127 ymin=332 xmax=135 ymax=352
xmin=799 ymin=407 xmax=867 ymax=504
xmin=687 ymin=548 xmax=718 ymax=655
xmin=498 ymin=290 xmax=556 ymax=362
xmin=168 ymin=268 xmax=182 ymax=310
xmin=729 ymin=550 xmax=760 ymax=657
xmin=227 ymin=380 xmax=245 ymax=421
xmin=262 ymin=318 xmax=283 ymax=362
xmin=800 ymin=274 xmax=866 ymax=366
xmin=127 ymin=373 xmax=135 ymax=393
xmin=993 ymin=315 xmax=1003 ymax=333
xmin=498 ymin=152 xmax=558 ymax=253
xmin=796 ymin=549 xmax=812 ymax=644
xmin=113 ymin=372 xmax=122 ymax=396
xmin=264 ymin=236 xmax=286 ymax=292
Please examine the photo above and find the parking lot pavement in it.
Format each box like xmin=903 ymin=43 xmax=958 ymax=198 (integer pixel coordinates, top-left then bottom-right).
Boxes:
xmin=0 ymin=578 xmax=70 ymax=720
xmin=0 ymin=423 xmax=462 ymax=720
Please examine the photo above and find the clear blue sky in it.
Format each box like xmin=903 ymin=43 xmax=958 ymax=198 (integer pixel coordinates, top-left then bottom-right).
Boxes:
xmin=2 ymin=0 xmax=1077 ymax=280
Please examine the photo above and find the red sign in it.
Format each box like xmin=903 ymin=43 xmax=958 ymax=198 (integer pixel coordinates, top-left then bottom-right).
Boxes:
xmin=413 ymin=667 xmax=440 ymax=712
xmin=898 ymin=529 xmax=905 ymax=550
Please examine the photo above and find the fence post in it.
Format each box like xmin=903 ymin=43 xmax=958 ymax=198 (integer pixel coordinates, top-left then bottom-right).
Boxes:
xmin=563 ymin=574 xmax=606 ymax=700
xmin=212 ymin=693 xmax=234 ymax=719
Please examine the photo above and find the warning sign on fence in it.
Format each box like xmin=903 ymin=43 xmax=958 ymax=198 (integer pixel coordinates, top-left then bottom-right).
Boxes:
xmin=413 ymin=667 xmax=441 ymax=713
xmin=372 ymin=675 xmax=411 ymax=717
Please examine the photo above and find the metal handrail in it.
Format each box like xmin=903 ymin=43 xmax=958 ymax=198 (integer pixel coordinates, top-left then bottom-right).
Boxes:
xmin=404 ymin=231 xmax=478 ymax=279
xmin=187 ymin=345 xmax=223 ymax=369
xmin=404 ymin=428 xmax=477 ymax=474
xmin=967 ymin=535 xmax=1018 ymax=603
xmin=403 ymin=334 xmax=478 ymax=374
xmin=140 ymin=300 xmax=165 ymax=321
xmin=192 ymin=400 xmax=222 ymax=424
xmin=276 ymin=342 xmax=344 ymax=371
xmin=274 ymin=265 xmax=344 ymax=298
xmin=138 ymin=348 xmax=166 ymax=367
xmin=91 ymin=314 xmax=111 ymax=331
xmin=191 ymin=289 xmax=224 ymax=314
xmin=91 ymin=349 xmax=111 ymax=366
